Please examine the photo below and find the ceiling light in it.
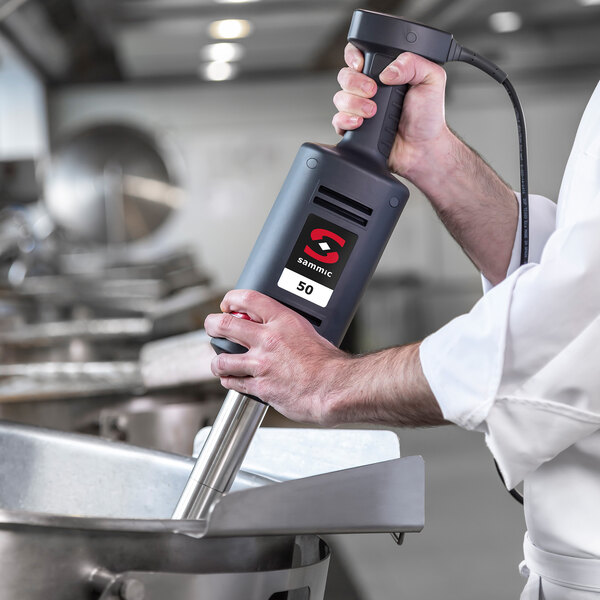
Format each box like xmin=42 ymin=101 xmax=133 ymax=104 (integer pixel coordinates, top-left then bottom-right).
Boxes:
xmin=202 ymin=61 xmax=238 ymax=82
xmin=578 ymin=0 xmax=600 ymax=5
xmin=214 ymin=0 xmax=261 ymax=3
xmin=201 ymin=42 xmax=245 ymax=62
xmin=209 ymin=19 xmax=253 ymax=40
xmin=488 ymin=11 xmax=522 ymax=33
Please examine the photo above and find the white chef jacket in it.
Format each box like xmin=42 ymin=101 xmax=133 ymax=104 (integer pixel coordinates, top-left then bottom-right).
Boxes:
xmin=420 ymin=80 xmax=600 ymax=599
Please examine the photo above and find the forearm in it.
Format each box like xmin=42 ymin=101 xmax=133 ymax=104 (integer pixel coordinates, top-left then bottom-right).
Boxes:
xmin=324 ymin=342 xmax=448 ymax=427
xmin=403 ymin=128 xmax=519 ymax=285
xmin=208 ymin=291 xmax=447 ymax=428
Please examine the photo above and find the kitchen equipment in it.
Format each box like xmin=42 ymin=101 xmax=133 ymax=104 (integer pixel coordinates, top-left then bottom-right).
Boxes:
xmin=44 ymin=123 xmax=183 ymax=246
xmin=0 ymin=124 xmax=220 ymax=454
xmin=0 ymin=329 xmax=221 ymax=453
xmin=0 ymin=421 xmax=424 ymax=599
xmin=0 ymin=329 xmax=216 ymax=402
xmin=0 ymin=515 xmax=330 ymax=600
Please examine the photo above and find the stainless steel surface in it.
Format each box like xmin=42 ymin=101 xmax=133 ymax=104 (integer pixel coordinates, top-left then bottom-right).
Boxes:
xmin=0 ymin=419 xmax=269 ymax=519
xmin=93 ymin=548 xmax=329 ymax=600
xmin=0 ymin=517 xmax=329 ymax=600
xmin=100 ymin=398 xmax=223 ymax=455
xmin=0 ymin=386 xmax=223 ymax=435
xmin=0 ymin=360 xmax=140 ymax=379
xmin=205 ymin=456 xmax=425 ymax=538
xmin=0 ymin=318 xmax=152 ymax=345
xmin=89 ymin=568 xmax=146 ymax=600
xmin=0 ymin=209 xmax=36 ymax=286
xmin=0 ymin=360 xmax=144 ymax=402
xmin=9 ymin=274 xmax=166 ymax=304
xmin=194 ymin=427 xmax=402 ymax=480
xmin=0 ymin=420 xmax=193 ymax=518
xmin=139 ymin=329 xmax=216 ymax=390
xmin=0 ymin=327 xmax=217 ymax=409
xmin=0 ymin=421 xmax=424 ymax=536
xmin=0 ymin=419 xmax=422 ymax=598
xmin=44 ymin=123 xmax=183 ymax=246
xmin=172 ymin=390 xmax=268 ymax=519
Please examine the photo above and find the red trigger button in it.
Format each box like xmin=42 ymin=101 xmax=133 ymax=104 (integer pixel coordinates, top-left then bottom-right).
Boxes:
xmin=231 ymin=311 xmax=252 ymax=321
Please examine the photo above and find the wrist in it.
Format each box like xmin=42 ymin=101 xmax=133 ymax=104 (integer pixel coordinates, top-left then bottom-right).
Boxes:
xmin=398 ymin=126 xmax=463 ymax=194
xmin=319 ymin=351 xmax=401 ymax=426
xmin=319 ymin=355 xmax=359 ymax=426
xmin=320 ymin=344 xmax=445 ymax=428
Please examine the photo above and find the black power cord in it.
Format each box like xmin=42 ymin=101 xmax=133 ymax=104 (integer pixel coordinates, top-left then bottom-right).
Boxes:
xmin=452 ymin=46 xmax=529 ymax=267
xmin=453 ymin=46 xmax=528 ymax=505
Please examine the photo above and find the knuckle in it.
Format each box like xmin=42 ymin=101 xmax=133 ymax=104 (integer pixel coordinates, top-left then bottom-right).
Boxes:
xmin=219 ymin=312 xmax=235 ymax=331
xmin=337 ymin=67 xmax=354 ymax=89
xmin=212 ymin=354 xmax=226 ymax=375
xmin=332 ymin=117 xmax=344 ymax=137
xmin=343 ymin=43 xmax=354 ymax=63
xmin=361 ymin=99 xmax=375 ymax=116
xmin=239 ymin=289 xmax=258 ymax=307
xmin=262 ymin=332 xmax=281 ymax=354
xmin=333 ymin=90 xmax=346 ymax=108
xmin=436 ymin=65 xmax=447 ymax=84
xmin=221 ymin=290 xmax=235 ymax=308
xmin=211 ymin=359 xmax=219 ymax=377
xmin=344 ymin=43 xmax=361 ymax=62
xmin=203 ymin=314 xmax=215 ymax=332
xmin=254 ymin=355 xmax=270 ymax=378
xmin=415 ymin=55 xmax=446 ymax=85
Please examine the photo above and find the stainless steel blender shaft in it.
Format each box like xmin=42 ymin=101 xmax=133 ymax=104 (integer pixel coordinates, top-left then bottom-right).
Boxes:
xmin=172 ymin=390 xmax=268 ymax=520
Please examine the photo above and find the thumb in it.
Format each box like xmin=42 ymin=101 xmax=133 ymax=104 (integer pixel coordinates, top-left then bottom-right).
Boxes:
xmin=379 ymin=52 xmax=446 ymax=87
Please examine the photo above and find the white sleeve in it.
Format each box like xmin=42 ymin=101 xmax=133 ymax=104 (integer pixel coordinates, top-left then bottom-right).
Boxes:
xmin=420 ymin=188 xmax=600 ymax=489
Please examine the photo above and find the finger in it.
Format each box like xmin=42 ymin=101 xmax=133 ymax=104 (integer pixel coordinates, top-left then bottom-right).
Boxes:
xmin=379 ymin=52 xmax=446 ymax=87
xmin=220 ymin=289 xmax=290 ymax=323
xmin=333 ymin=90 xmax=376 ymax=119
xmin=337 ymin=67 xmax=377 ymax=98
xmin=211 ymin=352 xmax=259 ymax=378
xmin=343 ymin=43 xmax=364 ymax=71
xmin=204 ymin=312 xmax=261 ymax=348
xmin=219 ymin=376 xmax=257 ymax=399
xmin=332 ymin=112 xmax=363 ymax=136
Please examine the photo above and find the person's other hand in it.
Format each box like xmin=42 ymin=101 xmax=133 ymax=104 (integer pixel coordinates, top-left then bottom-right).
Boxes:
xmin=333 ymin=44 xmax=451 ymax=182
xmin=204 ymin=290 xmax=349 ymax=425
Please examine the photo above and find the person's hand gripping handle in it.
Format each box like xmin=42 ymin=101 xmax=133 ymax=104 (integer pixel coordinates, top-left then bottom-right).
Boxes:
xmin=335 ymin=10 xmax=417 ymax=165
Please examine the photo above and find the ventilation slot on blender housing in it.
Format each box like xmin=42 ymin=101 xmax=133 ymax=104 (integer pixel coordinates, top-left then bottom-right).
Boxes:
xmin=313 ymin=186 xmax=372 ymax=227
xmin=318 ymin=186 xmax=372 ymax=215
xmin=313 ymin=197 xmax=368 ymax=226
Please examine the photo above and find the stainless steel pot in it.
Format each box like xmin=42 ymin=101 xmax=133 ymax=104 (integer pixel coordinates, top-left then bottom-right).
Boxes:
xmin=44 ymin=123 xmax=183 ymax=246
xmin=0 ymin=421 xmax=424 ymax=599
xmin=0 ymin=515 xmax=329 ymax=600
xmin=0 ymin=421 xmax=329 ymax=599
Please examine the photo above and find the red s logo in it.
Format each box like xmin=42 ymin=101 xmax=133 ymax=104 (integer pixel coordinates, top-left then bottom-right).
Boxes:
xmin=304 ymin=228 xmax=345 ymax=264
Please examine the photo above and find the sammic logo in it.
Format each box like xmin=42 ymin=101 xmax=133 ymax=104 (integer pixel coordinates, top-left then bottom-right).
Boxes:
xmin=303 ymin=228 xmax=345 ymax=264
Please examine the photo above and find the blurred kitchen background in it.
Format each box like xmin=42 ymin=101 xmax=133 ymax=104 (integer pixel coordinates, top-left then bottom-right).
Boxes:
xmin=0 ymin=0 xmax=599 ymax=598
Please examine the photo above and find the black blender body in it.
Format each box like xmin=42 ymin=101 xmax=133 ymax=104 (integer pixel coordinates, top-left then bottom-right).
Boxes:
xmin=210 ymin=10 xmax=459 ymax=353
xmin=234 ymin=140 xmax=408 ymax=346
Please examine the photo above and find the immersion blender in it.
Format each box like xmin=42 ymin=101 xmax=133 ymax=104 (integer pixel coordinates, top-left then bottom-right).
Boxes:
xmin=173 ymin=9 xmax=530 ymax=519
